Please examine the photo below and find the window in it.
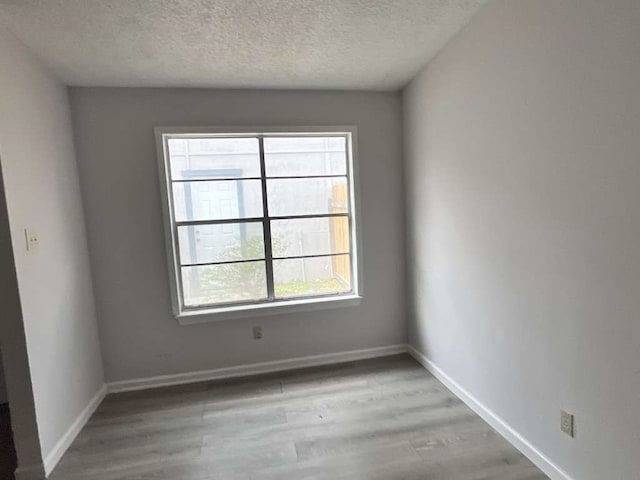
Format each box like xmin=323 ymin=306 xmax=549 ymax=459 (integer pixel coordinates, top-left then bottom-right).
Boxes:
xmin=156 ymin=127 xmax=361 ymax=322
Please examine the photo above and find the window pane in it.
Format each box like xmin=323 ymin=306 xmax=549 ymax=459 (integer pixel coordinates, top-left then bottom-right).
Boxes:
xmin=267 ymin=177 xmax=348 ymax=217
xmin=173 ymin=179 xmax=263 ymax=222
xmin=181 ymin=262 xmax=267 ymax=307
xmin=270 ymin=217 xmax=350 ymax=258
xmin=273 ymin=255 xmax=351 ymax=299
xmin=264 ymin=136 xmax=347 ymax=177
xmin=167 ymin=137 xmax=260 ymax=180
xmin=178 ymin=222 xmax=264 ymax=265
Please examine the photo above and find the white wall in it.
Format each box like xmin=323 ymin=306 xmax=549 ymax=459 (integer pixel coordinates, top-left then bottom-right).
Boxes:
xmin=70 ymin=88 xmax=406 ymax=382
xmin=403 ymin=1 xmax=640 ymax=479
xmin=0 ymin=28 xmax=104 ymax=471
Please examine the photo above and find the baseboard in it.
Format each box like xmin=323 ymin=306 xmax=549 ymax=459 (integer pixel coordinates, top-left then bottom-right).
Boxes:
xmin=407 ymin=345 xmax=572 ymax=480
xmin=14 ymin=464 xmax=45 ymax=480
xmin=107 ymin=344 xmax=408 ymax=393
xmin=41 ymin=384 xmax=107 ymax=477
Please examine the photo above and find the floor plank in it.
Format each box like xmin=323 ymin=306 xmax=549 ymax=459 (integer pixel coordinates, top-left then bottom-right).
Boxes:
xmin=49 ymin=355 xmax=548 ymax=480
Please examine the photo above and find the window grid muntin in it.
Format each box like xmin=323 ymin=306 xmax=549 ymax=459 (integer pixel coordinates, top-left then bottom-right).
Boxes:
xmin=171 ymin=174 xmax=348 ymax=183
xmin=180 ymin=252 xmax=351 ymax=269
xmin=257 ymin=136 xmax=276 ymax=301
xmin=163 ymin=132 xmax=356 ymax=312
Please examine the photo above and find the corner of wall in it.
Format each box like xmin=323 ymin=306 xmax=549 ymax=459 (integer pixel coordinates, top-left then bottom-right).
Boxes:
xmin=407 ymin=345 xmax=572 ymax=480
xmin=42 ymin=384 xmax=107 ymax=476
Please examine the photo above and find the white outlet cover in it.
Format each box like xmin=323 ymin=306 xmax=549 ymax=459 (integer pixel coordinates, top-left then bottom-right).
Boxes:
xmin=253 ymin=326 xmax=263 ymax=339
xmin=561 ymin=410 xmax=575 ymax=437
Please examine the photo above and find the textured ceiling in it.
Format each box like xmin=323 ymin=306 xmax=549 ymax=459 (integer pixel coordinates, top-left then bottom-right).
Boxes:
xmin=0 ymin=0 xmax=486 ymax=90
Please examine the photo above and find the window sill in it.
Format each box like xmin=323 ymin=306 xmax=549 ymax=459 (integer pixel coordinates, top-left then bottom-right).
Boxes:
xmin=176 ymin=294 xmax=362 ymax=325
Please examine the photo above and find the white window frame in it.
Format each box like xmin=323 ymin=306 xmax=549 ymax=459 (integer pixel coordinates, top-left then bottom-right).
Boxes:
xmin=155 ymin=126 xmax=363 ymax=324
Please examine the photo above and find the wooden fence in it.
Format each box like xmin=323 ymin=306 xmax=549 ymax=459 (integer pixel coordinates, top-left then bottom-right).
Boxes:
xmin=330 ymin=183 xmax=351 ymax=286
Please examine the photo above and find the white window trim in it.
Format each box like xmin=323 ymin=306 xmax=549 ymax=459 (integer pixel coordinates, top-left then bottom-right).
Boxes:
xmin=155 ymin=125 xmax=363 ymax=324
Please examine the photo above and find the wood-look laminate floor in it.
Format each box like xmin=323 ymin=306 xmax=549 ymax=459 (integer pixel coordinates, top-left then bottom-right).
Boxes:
xmin=50 ymin=355 xmax=548 ymax=480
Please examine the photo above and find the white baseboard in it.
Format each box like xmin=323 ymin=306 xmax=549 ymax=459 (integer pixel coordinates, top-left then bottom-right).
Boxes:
xmin=41 ymin=384 xmax=107 ymax=477
xmin=407 ymin=345 xmax=572 ymax=480
xmin=14 ymin=464 xmax=45 ymax=480
xmin=107 ymin=344 xmax=408 ymax=394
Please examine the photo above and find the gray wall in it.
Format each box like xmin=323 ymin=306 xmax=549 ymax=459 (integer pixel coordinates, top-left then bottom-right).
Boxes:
xmin=403 ymin=1 xmax=640 ymax=479
xmin=0 ymin=28 xmax=104 ymax=469
xmin=0 ymin=159 xmax=43 ymax=475
xmin=70 ymin=88 xmax=406 ymax=382
xmin=0 ymin=350 xmax=7 ymax=404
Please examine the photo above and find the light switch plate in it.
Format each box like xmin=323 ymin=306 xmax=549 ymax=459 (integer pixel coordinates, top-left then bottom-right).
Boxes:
xmin=25 ymin=229 xmax=39 ymax=252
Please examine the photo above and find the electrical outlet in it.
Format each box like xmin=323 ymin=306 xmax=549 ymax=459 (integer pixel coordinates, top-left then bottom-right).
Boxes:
xmin=25 ymin=229 xmax=39 ymax=252
xmin=253 ymin=326 xmax=263 ymax=340
xmin=561 ymin=410 xmax=575 ymax=437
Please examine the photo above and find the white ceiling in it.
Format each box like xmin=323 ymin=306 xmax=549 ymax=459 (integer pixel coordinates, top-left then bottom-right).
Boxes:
xmin=0 ymin=0 xmax=486 ymax=90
